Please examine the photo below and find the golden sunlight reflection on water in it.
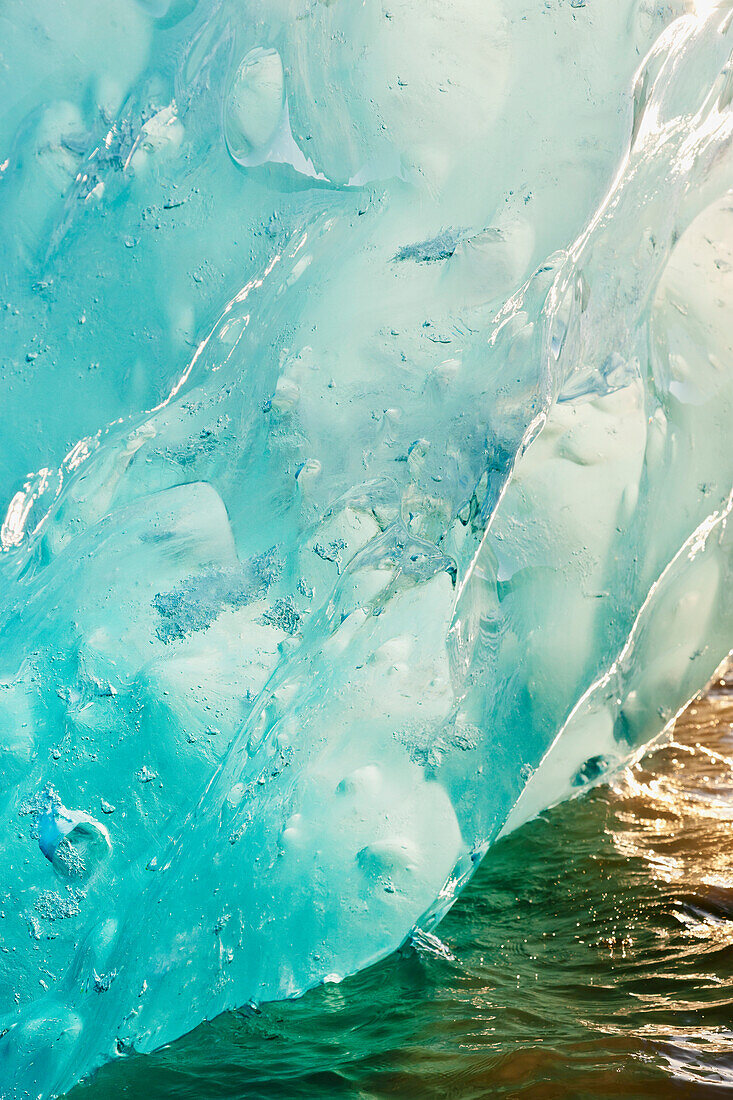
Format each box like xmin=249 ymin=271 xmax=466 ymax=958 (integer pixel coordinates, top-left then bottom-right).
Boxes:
xmin=75 ymin=664 xmax=733 ymax=1100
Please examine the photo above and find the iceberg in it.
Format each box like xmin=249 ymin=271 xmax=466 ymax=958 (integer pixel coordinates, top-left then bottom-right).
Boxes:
xmin=0 ymin=0 xmax=731 ymax=1094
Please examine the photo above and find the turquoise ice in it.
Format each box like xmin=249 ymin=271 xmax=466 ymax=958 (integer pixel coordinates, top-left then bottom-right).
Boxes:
xmin=0 ymin=0 xmax=731 ymax=1095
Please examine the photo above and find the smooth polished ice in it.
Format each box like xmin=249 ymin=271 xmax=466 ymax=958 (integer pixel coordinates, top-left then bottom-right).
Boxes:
xmin=0 ymin=1 xmax=731 ymax=1095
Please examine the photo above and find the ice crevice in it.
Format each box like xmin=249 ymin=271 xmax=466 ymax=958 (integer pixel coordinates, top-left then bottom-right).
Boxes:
xmin=0 ymin=0 xmax=731 ymax=1095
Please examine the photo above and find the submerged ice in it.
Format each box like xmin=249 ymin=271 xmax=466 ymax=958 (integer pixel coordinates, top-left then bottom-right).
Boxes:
xmin=0 ymin=0 xmax=732 ymax=1094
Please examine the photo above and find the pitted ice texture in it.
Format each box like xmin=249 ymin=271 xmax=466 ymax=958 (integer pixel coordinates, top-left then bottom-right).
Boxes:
xmin=0 ymin=1 xmax=730 ymax=1095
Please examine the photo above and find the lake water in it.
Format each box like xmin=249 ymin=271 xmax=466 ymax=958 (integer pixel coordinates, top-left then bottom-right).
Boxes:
xmin=71 ymin=667 xmax=733 ymax=1099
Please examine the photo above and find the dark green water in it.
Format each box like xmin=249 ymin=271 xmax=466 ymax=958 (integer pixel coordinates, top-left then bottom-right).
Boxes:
xmin=72 ymin=672 xmax=733 ymax=1100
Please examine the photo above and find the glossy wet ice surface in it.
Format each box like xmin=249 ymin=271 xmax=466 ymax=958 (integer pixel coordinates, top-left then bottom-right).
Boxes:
xmin=71 ymin=670 xmax=733 ymax=1099
xmin=2 ymin=2 xmax=733 ymax=1091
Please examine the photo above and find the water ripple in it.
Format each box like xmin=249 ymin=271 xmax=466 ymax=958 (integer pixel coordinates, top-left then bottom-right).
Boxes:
xmin=68 ymin=666 xmax=733 ymax=1098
